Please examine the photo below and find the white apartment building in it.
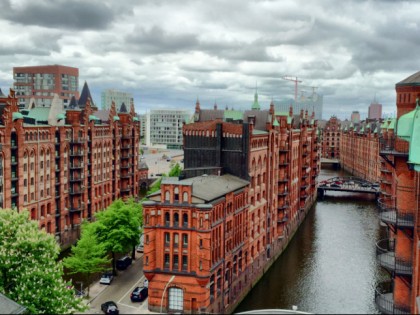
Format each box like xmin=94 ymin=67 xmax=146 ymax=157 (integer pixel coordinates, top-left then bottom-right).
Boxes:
xmin=101 ymin=89 xmax=133 ymax=111
xmin=146 ymin=109 xmax=191 ymax=149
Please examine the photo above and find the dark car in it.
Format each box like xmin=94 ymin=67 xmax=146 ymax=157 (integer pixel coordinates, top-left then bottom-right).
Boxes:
xmin=101 ymin=301 xmax=119 ymax=314
xmin=130 ymin=286 xmax=148 ymax=302
xmin=116 ymin=256 xmax=132 ymax=270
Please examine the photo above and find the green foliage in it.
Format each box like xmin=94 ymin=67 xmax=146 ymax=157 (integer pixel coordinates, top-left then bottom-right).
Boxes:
xmin=63 ymin=223 xmax=110 ymax=296
xmin=168 ymin=163 xmax=182 ymax=177
xmin=0 ymin=209 xmax=86 ymax=314
xmin=94 ymin=199 xmax=143 ymax=273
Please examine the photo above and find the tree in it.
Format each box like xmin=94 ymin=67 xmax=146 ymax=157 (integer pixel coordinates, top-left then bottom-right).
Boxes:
xmin=168 ymin=162 xmax=182 ymax=177
xmin=0 ymin=209 xmax=86 ymax=314
xmin=63 ymin=222 xmax=110 ymax=297
xmin=94 ymin=199 xmax=142 ymax=275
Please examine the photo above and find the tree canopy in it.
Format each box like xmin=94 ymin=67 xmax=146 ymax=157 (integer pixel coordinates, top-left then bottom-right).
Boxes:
xmin=0 ymin=209 xmax=86 ymax=314
xmin=63 ymin=222 xmax=110 ymax=297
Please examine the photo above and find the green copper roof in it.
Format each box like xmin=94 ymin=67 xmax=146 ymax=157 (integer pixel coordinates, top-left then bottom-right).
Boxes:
xmin=56 ymin=113 xmax=66 ymax=120
xmin=24 ymin=107 xmax=50 ymax=122
xmin=113 ymin=116 xmax=120 ymax=121
xmin=359 ymin=126 xmax=365 ymax=133
xmin=273 ymin=118 xmax=279 ymax=127
xmin=350 ymin=122 xmax=354 ymax=128
xmin=397 ymin=111 xmax=416 ymax=141
xmin=366 ymin=123 xmax=371 ymax=129
xmin=12 ymin=112 xmax=23 ymax=121
xmin=89 ymin=115 xmax=99 ymax=121
xmin=133 ymin=117 xmax=139 ymax=121
xmin=397 ymin=106 xmax=420 ymax=171
xmin=275 ymin=111 xmax=289 ymax=116
xmin=388 ymin=118 xmax=396 ymax=129
xmin=224 ymin=110 xmax=243 ymax=121
xmin=251 ymin=89 xmax=260 ymax=110
xmin=252 ymin=129 xmax=268 ymax=135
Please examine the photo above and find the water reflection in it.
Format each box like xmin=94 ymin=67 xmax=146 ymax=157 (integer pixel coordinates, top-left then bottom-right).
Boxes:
xmin=236 ymin=168 xmax=387 ymax=314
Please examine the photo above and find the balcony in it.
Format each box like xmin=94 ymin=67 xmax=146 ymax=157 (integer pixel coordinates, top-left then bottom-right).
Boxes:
xmin=278 ymin=203 xmax=289 ymax=210
xmin=376 ymin=239 xmax=412 ymax=275
xmin=377 ymin=198 xmax=414 ymax=229
xmin=279 ymin=161 xmax=289 ymax=166
xmin=11 ymin=157 xmax=18 ymax=165
xmin=279 ymin=145 xmax=289 ymax=152
xmin=278 ymin=177 xmax=288 ymax=183
xmin=70 ymin=138 xmax=86 ymax=144
xmin=70 ymin=162 xmax=84 ymax=169
xmin=278 ymin=190 xmax=288 ymax=197
xmin=302 ymin=164 xmax=309 ymax=169
xmin=69 ymin=175 xmax=84 ymax=182
xmin=375 ymin=281 xmax=411 ymax=314
xmin=69 ymin=204 xmax=85 ymax=212
xmin=121 ymin=154 xmax=132 ymax=159
xmin=120 ymin=186 xmax=132 ymax=192
xmin=69 ymin=150 xmax=84 ymax=157
xmin=69 ymin=186 xmax=85 ymax=195
xmin=278 ymin=215 xmax=288 ymax=223
xmin=122 ymin=135 xmax=133 ymax=140
xmin=120 ymin=173 xmax=132 ymax=179
xmin=121 ymin=163 xmax=132 ymax=169
xmin=121 ymin=145 xmax=131 ymax=150
xmin=379 ymin=137 xmax=408 ymax=157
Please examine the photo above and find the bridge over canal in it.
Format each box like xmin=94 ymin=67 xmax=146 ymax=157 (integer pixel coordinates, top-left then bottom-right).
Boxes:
xmin=318 ymin=176 xmax=380 ymax=199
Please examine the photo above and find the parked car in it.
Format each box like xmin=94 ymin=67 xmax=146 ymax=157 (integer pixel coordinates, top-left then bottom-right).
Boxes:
xmin=99 ymin=271 xmax=114 ymax=285
xmin=116 ymin=256 xmax=132 ymax=270
xmin=101 ymin=301 xmax=119 ymax=314
xmin=136 ymin=234 xmax=144 ymax=253
xmin=130 ymin=287 xmax=148 ymax=302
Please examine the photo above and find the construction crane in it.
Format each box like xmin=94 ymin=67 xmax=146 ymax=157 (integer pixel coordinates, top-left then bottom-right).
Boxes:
xmin=282 ymin=76 xmax=302 ymax=105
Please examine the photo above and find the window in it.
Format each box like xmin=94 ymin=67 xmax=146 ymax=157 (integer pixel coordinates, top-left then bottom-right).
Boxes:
xmin=182 ymin=255 xmax=188 ymax=271
xmin=174 ymin=233 xmax=179 ymax=246
xmin=165 ymin=232 xmax=170 ymax=246
xmin=174 ymin=213 xmax=179 ymax=227
xmin=165 ymin=212 xmax=170 ymax=226
xmin=183 ymin=213 xmax=188 ymax=228
xmin=173 ymin=255 xmax=179 ymax=269
xmin=24 ymin=163 xmax=27 ymax=172
xmin=182 ymin=234 xmax=188 ymax=247
xmin=164 ymin=254 xmax=170 ymax=269
xmin=24 ymin=179 xmax=27 ymax=187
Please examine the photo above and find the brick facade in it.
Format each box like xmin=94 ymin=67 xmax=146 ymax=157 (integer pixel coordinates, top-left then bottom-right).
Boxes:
xmin=0 ymin=88 xmax=142 ymax=249
xmin=143 ymin=101 xmax=320 ymax=313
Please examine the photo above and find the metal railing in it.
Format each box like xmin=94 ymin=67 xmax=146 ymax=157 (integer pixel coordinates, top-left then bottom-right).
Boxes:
xmin=375 ymin=281 xmax=411 ymax=314
xmin=379 ymin=137 xmax=409 ymax=156
xmin=376 ymin=239 xmax=412 ymax=275
xmin=377 ymin=198 xmax=414 ymax=228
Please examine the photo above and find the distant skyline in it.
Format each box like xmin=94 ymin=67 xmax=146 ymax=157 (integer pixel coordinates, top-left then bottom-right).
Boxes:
xmin=1 ymin=0 xmax=419 ymax=120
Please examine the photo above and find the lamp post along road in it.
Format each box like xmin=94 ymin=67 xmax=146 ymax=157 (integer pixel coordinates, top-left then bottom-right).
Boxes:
xmin=160 ymin=275 xmax=175 ymax=314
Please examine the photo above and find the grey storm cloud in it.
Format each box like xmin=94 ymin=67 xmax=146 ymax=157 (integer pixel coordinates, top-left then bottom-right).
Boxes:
xmin=1 ymin=0 xmax=115 ymax=30
xmin=0 ymin=0 xmax=420 ymax=120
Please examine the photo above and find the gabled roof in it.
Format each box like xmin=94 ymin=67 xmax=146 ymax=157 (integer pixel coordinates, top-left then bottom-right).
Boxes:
xmin=198 ymin=109 xmax=224 ymax=122
xmin=243 ymin=110 xmax=270 ymax=131
xmin=69 ymin=96 xmax=78 ymax=109
xmin=223 ymin=110 xmax=243 ymax=121
xmin=0 ymin=293 xmax=26 ymax=314
xmin=23 ymin=107 xmax=50 ymax=122
xmin=120 ymin=102 xmax=128 ymax=113
xmin=78 ymin=82 xmax=94 ymax=107
xmin=396 ymin=71 xmax=420 ymax=86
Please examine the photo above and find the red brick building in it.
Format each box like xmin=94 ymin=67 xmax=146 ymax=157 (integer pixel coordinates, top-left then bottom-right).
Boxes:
xmin=13 ymin=65 xmax=79 ymax=109
xmin=320 ymin=116 xmax=341 ymax=159
xmin=142 ymin=95 xmax=320 ymax=313
xmin=0 ymin=85 xmax=144 ymax=248
xmin=340 ymin=119 xmax=382 ymax=183
xmin=375 ymin=71 xmax=420 ymax=314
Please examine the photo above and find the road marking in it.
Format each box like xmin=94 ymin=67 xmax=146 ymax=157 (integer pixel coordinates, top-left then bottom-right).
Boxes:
xmin=117 ymin=302 xmax=139 ymax=310
xmin=117 ymin=275 xmax=145 ymax=304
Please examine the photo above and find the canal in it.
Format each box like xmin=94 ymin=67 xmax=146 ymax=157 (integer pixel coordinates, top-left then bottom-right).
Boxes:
xmin=235 ymin=167 xmax=388 ymax=314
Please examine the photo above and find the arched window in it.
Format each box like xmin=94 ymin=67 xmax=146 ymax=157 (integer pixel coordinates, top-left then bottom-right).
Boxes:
xmin=182 ymin=213 xmax=188 ymax=228
xmin=183 ymin=192 xmax=188 ymax=203
xmin=165 ymin=191 xmax=170 ymax=202
xmin=165 ymin=212 xmax=170 ymax=226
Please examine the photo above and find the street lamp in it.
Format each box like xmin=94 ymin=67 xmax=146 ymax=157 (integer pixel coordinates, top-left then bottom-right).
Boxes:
xmin=160 ymin=275 xmax=175 ymax=314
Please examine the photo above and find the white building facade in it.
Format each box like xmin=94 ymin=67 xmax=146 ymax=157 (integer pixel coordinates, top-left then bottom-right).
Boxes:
xmin=101 ymin=89 xmax=133 ymax=111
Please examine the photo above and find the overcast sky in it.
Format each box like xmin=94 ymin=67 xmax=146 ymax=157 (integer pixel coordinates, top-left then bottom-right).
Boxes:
xmin=0 ymin=0 xmax=419 ymax=120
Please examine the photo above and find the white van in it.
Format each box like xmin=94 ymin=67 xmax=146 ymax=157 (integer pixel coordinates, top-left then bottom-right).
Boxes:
xmin=136 ymin=234 xmax=144 ymax=253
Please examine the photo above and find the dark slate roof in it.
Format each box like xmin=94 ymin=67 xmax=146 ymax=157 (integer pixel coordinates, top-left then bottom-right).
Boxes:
xmin=243 ymin=110 xmax=270 ymax=131
xmin=0 ymin=88 xmax=6 ymax=98
xmin=0 ymin=293 xmax=26 ymax=314
xmin=292 ymin=114 xmax=301 ymax=129
xmin=120 ymin=102 xmax=127 ymax=113
xmin=78 ymin=82 xmax=94 ymax=107
xmin=198 ymin=109 xmax=224 ymax=122
xmin=69 ymin=96 xmax=78 ymax=109
xmin=396 ymin=71 xmax=420 ymax=86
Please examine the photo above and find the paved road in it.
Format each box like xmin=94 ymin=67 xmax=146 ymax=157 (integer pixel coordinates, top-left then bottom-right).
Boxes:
xmin=83 ymin=252 xmax=153 ymax=314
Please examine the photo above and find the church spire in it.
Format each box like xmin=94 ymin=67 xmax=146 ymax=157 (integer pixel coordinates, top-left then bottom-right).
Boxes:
xmin=251 ymin=82 xmax=260 ymax=110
